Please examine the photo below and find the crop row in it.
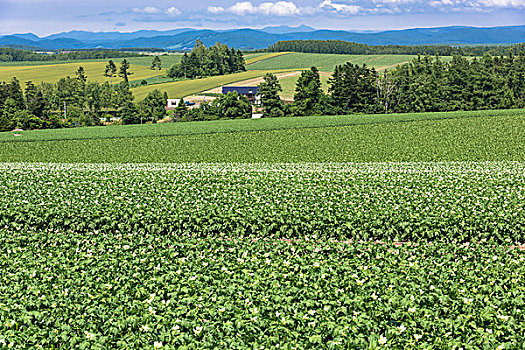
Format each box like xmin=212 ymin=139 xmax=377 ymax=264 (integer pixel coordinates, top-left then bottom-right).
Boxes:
xmin=1 ymin=232 xmax=523 ymax=349
xmin=1 ymin=162 xmax=524 ymax=243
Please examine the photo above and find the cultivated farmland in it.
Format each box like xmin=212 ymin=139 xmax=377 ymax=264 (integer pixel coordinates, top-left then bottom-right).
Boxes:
xmin=0 ymin=162 xmax=524 ymax=348
xmin=131 ymin=69 xmax=296 ymax=100
xmin=0 ymin=110 xmax=523 ymax=163
xmin=1 ymin=109 xmax=524 ymax=348
xmin=0 ymin=61 xmax=166 ymax=84
xmin=247 ymin=53 xmax=420 ymax=72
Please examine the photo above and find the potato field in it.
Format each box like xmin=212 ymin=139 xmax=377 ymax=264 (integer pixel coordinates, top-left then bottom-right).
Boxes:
xmin=1 ymin=111 xmax=525 ymax=348
xmin=0 ymin=162 xmax=525 ymax=348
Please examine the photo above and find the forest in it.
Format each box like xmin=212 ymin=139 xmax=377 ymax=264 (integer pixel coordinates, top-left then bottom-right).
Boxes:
xmin=167 ymin=41 xmax=246 ymax=79
xmin=0 ymin=48 xmax=143 ymax=62
xmin=0 ymin=60 xmax=169 ymax=131
xmin=268 ymin=40 xmax=525 ymax=57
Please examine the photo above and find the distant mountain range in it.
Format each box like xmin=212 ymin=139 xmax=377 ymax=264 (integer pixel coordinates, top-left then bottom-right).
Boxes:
xmin=0 ymin=25 xmax=523 ymax=51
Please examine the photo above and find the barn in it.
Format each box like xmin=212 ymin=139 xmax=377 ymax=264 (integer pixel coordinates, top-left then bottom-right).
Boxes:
xmin=222 ymin=86 xmax=260 ymax=104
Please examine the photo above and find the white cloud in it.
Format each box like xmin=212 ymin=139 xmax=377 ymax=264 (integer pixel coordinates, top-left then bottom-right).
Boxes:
xmin=207 ymin=6 xmax=225 ymax=13
xmin=320 ymin=0 xmax=360 ymax=14
xmin=166 ymin=7 xmax=181 ymax=15
xmin=207 ymin=0 xmax=525 ymax=18
xmin=478 ymin=0 xmax=525 ymax=7
xmin=258 ymin=1 xmax=301 ymax=15
xmin=133 ymin=7 xmax=160 ymax=14
xmin=209 ymin=1 xmax=300 ymax=16
xmin=229 ymin=1 xmax=257 ymax=15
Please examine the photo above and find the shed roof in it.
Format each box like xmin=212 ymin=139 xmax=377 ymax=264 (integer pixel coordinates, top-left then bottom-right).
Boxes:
xmin=222 ymin=86 xmax=259 ymax=95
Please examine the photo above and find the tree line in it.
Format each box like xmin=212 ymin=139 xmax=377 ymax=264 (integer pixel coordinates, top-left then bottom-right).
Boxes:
xmin=268 ymin=40 xmax=525 ymax=57
xmin=0 ymin=48 xmax=143 ymax=62
xmin=255 ymin=53 xmax=525 ymax=118
xmin=0 ymin=59 xmax=168 ymax=131
xmin=167 ymin=41 xmax=245 ymax=79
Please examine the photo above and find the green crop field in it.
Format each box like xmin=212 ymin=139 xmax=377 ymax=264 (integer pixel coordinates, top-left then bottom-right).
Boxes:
xmin=0 ymin=109 xmax=520 ymax=143
xmin=0 ymin=110 xmax=524 ymax=162
xmin=1 ymin=109 xmax=525 ymax=348
xmin=131 ymin=69 xmax=296 ymax=100
xmin=0 ymin=162 xmax=524 ymax=348
xmin=247 ymin=53 xmax=421 ymax=72
xmin=0 ymin=61 xmax=166 ymax=84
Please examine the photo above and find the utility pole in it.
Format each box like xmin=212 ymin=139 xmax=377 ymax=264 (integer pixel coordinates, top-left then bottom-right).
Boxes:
xmin=64 ymin=102 xmax=67 ymax=119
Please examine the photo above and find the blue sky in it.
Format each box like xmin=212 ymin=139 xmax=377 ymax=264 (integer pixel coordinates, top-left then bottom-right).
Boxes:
xmin=0 ymin=0 xmax=524 ymax=36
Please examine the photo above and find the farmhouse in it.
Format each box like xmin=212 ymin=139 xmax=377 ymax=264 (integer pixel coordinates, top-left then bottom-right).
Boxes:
xmin=222 ymin=86 xmax=260 ymax=104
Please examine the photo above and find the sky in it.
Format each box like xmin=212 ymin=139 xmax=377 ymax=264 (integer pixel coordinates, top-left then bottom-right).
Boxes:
xmin=0 ymin=0 xmax=524 ymax=36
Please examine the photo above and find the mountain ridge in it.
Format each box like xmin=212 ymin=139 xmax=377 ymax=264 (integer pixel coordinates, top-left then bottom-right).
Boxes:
xmin=0 ymin=25 xmax=523 ymax=50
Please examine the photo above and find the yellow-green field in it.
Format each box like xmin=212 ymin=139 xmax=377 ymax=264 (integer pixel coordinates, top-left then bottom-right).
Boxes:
xmin=132 ymin=69 xmax=296 ymax=100
xmin=245 ymin=52 xmax=291 ymax=65
xmin=278 ymin=73 xmax=331 ymax=100
xmin=0 ymin=61 xmax=166 ymax=84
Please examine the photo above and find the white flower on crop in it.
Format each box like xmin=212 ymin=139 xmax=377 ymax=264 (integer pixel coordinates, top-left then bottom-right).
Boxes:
xmin=281 ymin=317 xmax=286 ymax=324
xmin=189 ymin=275 xmax=197 ymax=280
xmin=493 ymin=256 xmax=498 ymax=261
xmin=154 ymin=341 xmax=163 ymax=349
xmin=497 ymin=314 xmax=509 ymax=321
xmin=193 ymin=326 xmax=203 ymax=335
xmin=250 ymin=316 xmax=258 ymax=322
xmin=308 ymin=310 xmax=316 ymax=315
xmin=496 ymin=345 xmax=504 ymax=350
xmin=313 ymin=262 xmax=320 ymax=268
xmin=221 ymin=266 xmax=227 ymax=271
xmin=414 ymin=334 xmax=422 ymax=341
xmin=219 ymin=307 xmax=226 ymax=313
xmin=172 ymin=325 xmax=180 ymax=332
xmin=408 ymin=307 xmax=416 ymax=313
xmin=283 ymin=260 xmax=290 ymax=266
xmin=378 ymin=335 xmax=387 ymax=345
xmin=149 ymin=306 xmax=156 ymax=315
xmin=398 ymin=325 xmax=406 ymax=332
xmin=140 ymin=325 xmax=150 ymax=332
xmin=252 ymin=307 xmax=259 ymax=314
xmin=266 ymin=258 xmax=272 ymax=265
xmin=84 ymin=331 xmax=95 ymax=340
